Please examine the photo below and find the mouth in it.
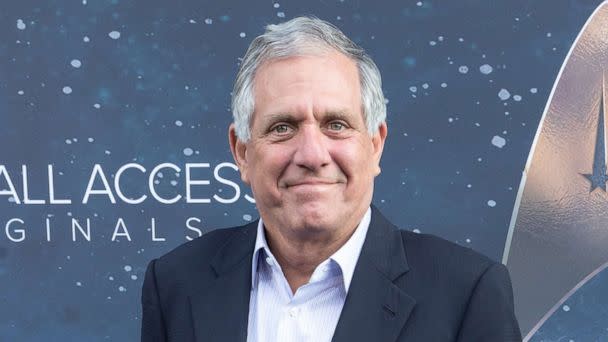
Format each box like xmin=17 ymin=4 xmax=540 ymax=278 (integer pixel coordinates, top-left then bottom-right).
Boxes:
xmin=283 ymin=179 xmax=342 ymax=188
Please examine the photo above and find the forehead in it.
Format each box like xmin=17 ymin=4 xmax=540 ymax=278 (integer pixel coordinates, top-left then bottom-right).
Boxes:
xmin=251 ymin=51 xmax=362 ymax=122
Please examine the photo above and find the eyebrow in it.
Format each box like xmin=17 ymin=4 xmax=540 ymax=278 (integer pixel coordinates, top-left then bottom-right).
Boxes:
xmin=262 ymin=113 xmax=300 ymax=125
xmin=260 ymin=109 xmax=353 ymax=126
xmin=322 ymin=110 xmax=352 ymax=122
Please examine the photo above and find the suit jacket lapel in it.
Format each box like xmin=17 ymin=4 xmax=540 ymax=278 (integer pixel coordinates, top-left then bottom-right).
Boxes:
xmin=190 ymin=221 xmax=258 ymax=342
xmin=332 ymin=207 xmax=416 ymax=342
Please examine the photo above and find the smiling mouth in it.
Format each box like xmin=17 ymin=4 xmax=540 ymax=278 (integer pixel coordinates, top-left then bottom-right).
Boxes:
xmin=284 ymin=179 xmax=342 ymax=188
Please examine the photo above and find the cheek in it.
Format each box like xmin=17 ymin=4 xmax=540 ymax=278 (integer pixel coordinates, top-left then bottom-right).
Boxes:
xmin=250 ymin=146 xmax=293 ymax=183
xmin=330 ymin=141 xmax=374 ymax=176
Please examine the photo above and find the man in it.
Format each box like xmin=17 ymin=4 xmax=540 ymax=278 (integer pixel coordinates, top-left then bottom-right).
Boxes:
xmin=141 ymin=16 xmax=522 ymax=342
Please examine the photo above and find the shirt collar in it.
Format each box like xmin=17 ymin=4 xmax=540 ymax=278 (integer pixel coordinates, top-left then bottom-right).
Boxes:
xmin=250 ymin=207 xmax=372 ymax=292
xmin=250 ymin=217 xmax=275 ymax=288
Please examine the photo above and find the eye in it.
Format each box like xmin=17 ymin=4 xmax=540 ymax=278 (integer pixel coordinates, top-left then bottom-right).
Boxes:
xmin=271 ymin=124 xmax=292 ymax=134
xmin=328 ymin=121 xmax=346 ymax=131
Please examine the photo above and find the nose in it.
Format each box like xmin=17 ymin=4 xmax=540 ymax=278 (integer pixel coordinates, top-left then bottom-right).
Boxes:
xmin=293 ymin=125 xmax=331 ymax=171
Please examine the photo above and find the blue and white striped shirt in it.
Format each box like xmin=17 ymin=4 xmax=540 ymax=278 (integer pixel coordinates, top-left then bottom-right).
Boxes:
xmin=247 ymin=208 xmax=371 ymax=342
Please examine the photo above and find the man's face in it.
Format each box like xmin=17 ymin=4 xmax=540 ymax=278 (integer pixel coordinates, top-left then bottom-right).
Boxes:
xmin=230 ymin=51 xmax=387 ymax=240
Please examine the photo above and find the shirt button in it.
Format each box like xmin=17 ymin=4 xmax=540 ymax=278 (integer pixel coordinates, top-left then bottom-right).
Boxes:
xmin=322 ymin=265 xmax=329 ymax=272
xmin=265 ymin=257 xmax=273 ymax=266
xmin=288 ymin=307 xmax=299 ymax=317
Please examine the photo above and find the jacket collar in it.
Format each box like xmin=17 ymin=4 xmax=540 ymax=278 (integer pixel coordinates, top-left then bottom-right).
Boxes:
xmin=210 ymin=221 xmax=258 ymax=275
xmin=331 ymin=205 xmax=416 ymax=342
xmin=191 ymin=221 xmax=258 ymax=342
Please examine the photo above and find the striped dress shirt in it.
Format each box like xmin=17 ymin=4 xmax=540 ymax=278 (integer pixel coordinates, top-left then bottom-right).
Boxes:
xmin=246 ymin=208 xmax=371 ymax=342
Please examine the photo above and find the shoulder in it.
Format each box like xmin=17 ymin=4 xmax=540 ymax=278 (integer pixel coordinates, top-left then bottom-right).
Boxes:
xmin=151 ymin=222 xmax=256 ymax=283
xmin=399 ymin=230 xmax=508 ymax=291
xmin=388 ymin=230 xmax=519 ymax=339
xmin=400 ymin=230 xmax=494 ymax=268
xmin=159 ymin=225 xmax=246 ymax=262
xmin=368 ymin=206 xmax=499 ymax=283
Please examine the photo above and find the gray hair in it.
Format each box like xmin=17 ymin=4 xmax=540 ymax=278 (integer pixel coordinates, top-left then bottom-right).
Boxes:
xmin=231 ymin=16 xmax=386 ymax=141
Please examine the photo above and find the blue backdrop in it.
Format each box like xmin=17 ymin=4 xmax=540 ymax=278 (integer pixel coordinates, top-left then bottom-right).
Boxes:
xmin=1 ymin=0 xmax=605 ymax=340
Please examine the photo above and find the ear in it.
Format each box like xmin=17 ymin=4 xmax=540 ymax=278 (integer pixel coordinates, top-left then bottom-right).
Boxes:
xmin=371 ymin=122 xmax=387 ymax=176
xmin=228 ymin=124 xmax=251 ymax=184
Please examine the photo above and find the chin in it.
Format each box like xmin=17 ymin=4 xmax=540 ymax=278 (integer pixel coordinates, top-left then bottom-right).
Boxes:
xmin=297 ymin=200 xmax=328 ymax=214
xmin=292 ymin=203 xmax=333 ymax=227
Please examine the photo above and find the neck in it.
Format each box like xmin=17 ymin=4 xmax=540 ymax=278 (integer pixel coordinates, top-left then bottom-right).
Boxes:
xmin=263 ymin=223 xmax=358 ymax=294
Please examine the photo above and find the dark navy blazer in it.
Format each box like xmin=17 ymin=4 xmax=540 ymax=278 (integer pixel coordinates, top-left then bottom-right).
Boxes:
xmin=141 ymin=207 xmax=522 ymax=341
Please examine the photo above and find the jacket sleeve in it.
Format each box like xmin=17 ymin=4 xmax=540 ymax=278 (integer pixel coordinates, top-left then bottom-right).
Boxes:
xmin=141 ymin=259 xmax=167 ymax=342
xmin=456 ymin=262 xmax=522 ymax=342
